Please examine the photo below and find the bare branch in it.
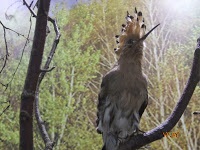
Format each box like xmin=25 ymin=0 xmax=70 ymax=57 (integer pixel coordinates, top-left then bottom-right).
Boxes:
xmin=31 ymin=3 xmax=61 ymax=150
xmin=0 ymin=13 xmax=32 ymax=116
xmin=0 ymin=82 xmax=8 ymax=88
xmin=193 ymin=111 xmax=200 ymax=115
xmin=118 ymin=37 xmax=200 ymax=150
xmin=0 ymin=104 xmax=10 ymax=117
xmin=22 ymin=0 xmax=61 ymax=149
xmin=0 ymin=21 xmax=9 ymax=74
xmin=40 ymin=66 xmax=55 ymax=73
xmin=5 ymin=0 xmax=21 ymax=20
xmin=0 ymin=19 xmax=32 ymax=76
xmin=0 ymin=21 xmax=31 ymax=41
xmin=8 ymin=16 xmax=32 ymax=85
xmin=39 ymin=18 xmax=60 ymax=84
xmin=23 ymin=0 xmax=37 ymax=17
xmin=35 ymin=88 xmax=54 ymax=150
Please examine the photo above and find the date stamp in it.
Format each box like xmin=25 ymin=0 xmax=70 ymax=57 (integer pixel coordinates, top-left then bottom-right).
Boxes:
xmin=163 ymin=132 xmax=179 ymax=138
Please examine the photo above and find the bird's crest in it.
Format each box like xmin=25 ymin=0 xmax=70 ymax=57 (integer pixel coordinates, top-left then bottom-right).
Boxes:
xmin=114 ymin=8 xmax=160 ymax=56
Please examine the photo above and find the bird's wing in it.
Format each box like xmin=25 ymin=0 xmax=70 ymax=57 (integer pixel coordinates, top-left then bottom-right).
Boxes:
xmin=96 ymin=68 xmax=121 ymax=133
xmin=96 ymin=75 xmax=107 ymax=126
xmin=139 ymin=88 xmax=148 ymax=119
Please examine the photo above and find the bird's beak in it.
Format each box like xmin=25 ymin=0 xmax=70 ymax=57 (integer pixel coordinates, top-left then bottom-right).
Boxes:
xmin=139 ymin=23 xmax=160 ymax=41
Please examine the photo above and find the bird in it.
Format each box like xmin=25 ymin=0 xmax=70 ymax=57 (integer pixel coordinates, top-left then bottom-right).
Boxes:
xmin=96 ymin=7 xmax=160 ymax=150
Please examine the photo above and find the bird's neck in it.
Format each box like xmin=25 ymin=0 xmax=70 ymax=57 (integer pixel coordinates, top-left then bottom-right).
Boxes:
xmin=118 ymin=49 xmax=143 ymax=75
xmin=118 ymin=58 xmax=143 ymax=76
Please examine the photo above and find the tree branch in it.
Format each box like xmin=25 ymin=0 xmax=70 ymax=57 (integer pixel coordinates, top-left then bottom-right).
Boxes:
xmin=118 ymin=37 xmax=200 ymax=149
xmin=193 ymin=111 xmax=200 ymax=115
xmin=22 ymin=1 xmax=61 ymax=149
xmin=0 ymin=21 xmax=31 ymax=42
xmin=40 ymin=66 xmax=55 ymax=73
xmin=0 ymin=20 xmax=31 ymax=82
xmin=23 ymin=0 xmax=37 ymax=17
xmin=0 ymin=17 xmax=32 ymax=116
xmin=0 ymin=21 xmax=9 ymax=74
xmin=22 ymin=0 xmax=61 ymax=149
xmin=20 ymin=0 xmax=51 ymax=149
xmin=0 ymin=103 xmax=10 ymax=116
xmin=34 ymin=7 xmax=61 ymax=150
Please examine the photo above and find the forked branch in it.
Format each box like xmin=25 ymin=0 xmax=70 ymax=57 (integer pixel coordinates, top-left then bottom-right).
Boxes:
xmin=34 ymin=16 xmax=61 ymax=149
xmin=22 ymin=0 xmax=61 ymax=149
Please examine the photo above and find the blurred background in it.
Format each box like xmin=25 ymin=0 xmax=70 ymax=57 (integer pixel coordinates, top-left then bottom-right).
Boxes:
xmin=0 ymin=0 xmax=200 ymax=149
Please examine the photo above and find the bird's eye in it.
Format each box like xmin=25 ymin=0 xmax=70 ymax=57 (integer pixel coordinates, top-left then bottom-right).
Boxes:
xmin=127 ymin=39 xmax=136 ymax=45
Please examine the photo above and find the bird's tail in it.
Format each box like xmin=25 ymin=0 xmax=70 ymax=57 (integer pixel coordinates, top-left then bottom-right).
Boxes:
xmin=102 ymin=133 xmax=118 ymax=150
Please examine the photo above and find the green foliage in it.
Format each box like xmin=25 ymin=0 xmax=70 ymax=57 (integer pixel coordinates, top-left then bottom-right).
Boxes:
xmin=1 ymin=0 xmax=200 ymax=150
xmin=141 ymin=19 xmax=200 ymax=150
xmin=0 ymin=52 xmax=29 ymax=150
xmin=33 ymin=4 xmax=101 ymax=150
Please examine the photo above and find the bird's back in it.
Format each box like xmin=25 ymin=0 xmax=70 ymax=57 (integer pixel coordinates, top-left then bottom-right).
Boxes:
xmin=97 ymin=63 xmax=147 ymax=150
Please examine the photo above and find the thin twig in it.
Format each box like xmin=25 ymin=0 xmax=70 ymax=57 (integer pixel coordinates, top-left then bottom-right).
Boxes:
xmin=0 ymin=82 xmax=8 ymax=88
xmin=0 ymin=21 xmax=9 ymax=74
xmin=0 ymin=104 xmax=10 ymax=117
xmin=0 ymin=20 xmax=31 ymax=76
xmin=0 ymin=14 xmax=32 ymax=116
xmin=23 ymin=0 xmax=37 ymax=17
xmin=0 ymin=21 xmax=31 ymax=41
xmin=8 ymin=15 xmax=32 ymax=86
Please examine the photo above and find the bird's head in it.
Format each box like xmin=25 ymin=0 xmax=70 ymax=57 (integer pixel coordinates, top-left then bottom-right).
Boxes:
xmin=114 ymin=8 xmax=159 ymax=60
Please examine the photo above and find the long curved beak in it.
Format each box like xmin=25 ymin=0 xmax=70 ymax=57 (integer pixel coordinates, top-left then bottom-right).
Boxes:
xmin=139 ymin=23 xmax=160 ymax=41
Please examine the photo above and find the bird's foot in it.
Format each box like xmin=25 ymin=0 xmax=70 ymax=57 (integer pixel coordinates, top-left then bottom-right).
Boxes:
xmin=118 ymin=131 xmax=129 ymax=143
xmin=133 ymin=128 xmax=145 ymax=136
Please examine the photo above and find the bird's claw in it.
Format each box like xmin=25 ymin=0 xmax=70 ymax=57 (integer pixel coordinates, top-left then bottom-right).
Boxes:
xmin=133 ymin=128 xmax=145 ymax=136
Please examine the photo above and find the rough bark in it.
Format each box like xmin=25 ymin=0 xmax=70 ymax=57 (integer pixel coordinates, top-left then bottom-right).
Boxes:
xmin=19 ymin=1 xmax=51 ymax=150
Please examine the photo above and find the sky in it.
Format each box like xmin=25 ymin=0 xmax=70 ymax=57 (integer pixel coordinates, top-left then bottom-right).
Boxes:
xmin=0 ymin=0 xmax=79 ymax=45
xmin=1 ymin=0 xmax=198 ymax=32
xmin=0 ymin=0 xmax=79 ymax=31
xmin=1 ymin=0 xmax=197 ymax=22
xmin=0 ymin=0 xmax=78 ymax=19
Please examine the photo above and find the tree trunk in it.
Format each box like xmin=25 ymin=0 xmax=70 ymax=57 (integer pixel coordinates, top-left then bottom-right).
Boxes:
xmin=20 ymin=1 xmax=51 ymax=149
